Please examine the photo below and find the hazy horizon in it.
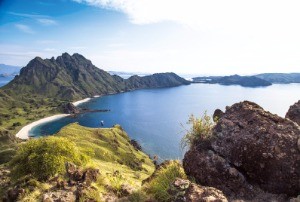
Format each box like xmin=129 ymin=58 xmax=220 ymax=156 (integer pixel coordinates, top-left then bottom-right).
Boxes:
xmin=2 ymin=0 xmax=300 ymax=75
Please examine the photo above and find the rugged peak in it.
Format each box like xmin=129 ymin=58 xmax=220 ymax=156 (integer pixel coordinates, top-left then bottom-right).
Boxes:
xmin=61 ymin=52 xmax=71 ymax=58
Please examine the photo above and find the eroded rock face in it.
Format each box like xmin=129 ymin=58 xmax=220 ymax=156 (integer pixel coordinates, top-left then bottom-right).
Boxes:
xmin=168 ymin=178 xmax=228 ymax=202
xmin=286 ymin=100 xmax=300 ymax=125
xmin=183 ymin=101 xmax=300 ymax=198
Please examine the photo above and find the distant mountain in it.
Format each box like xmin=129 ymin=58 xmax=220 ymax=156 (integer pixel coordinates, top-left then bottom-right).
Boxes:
xmin=193 ymin=75 xmax=272 ymax=87
xmin=0 ymin=64 xmax=21 ymax=76
xmin=255 ymin=73 xmax=300 ymax=84
xmin=108 ymin=71 xmax=149 ymax=79
xmin=2 ymin=53 xmax=190 ymax=100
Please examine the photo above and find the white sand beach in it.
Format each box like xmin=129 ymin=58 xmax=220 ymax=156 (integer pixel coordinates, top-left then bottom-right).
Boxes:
xmin=16 ymin=114 xmax=69 ymax=140
xmin=72 ymin=98 xmax=91 ymax=106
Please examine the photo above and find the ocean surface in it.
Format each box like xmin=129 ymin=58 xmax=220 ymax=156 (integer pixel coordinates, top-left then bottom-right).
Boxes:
xmin=30 ymin=83 xmax=300 ymax=161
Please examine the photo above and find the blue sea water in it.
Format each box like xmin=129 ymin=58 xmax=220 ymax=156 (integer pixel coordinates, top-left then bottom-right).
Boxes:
xmin=30 ymin=83 xmax=300 ymax=160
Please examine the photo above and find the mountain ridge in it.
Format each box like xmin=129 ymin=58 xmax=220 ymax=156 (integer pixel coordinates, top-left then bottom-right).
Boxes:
xmin=3 ymin=53 xmax=190 ymax=101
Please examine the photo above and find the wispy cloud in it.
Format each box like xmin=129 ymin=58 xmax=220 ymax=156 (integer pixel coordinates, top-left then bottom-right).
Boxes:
xmin=37 ymin=18 xmax=57 ymax=25
xmin=9 ymin=12 xmax=57 ymax=26
xmin=15 ymin=24 xmax=35 ymax=34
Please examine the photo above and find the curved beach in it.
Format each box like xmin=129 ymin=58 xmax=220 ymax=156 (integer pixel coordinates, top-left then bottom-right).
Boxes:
xmin=16 ymin=114 xmax=70 ymax=140
xmin=16 ymin=97 xmax=97 ymax=139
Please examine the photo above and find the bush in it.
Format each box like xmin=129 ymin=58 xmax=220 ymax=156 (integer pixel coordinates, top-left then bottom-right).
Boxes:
xmin=10 ymin=136 xmax=88 ymax=180
xmin=181 ymin=112 xmax=215 ymax=149
xmin=145 ymin=160 xmax=186 ymax=202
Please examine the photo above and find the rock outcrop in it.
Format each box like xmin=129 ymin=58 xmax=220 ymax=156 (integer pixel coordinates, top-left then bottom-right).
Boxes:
xmin=286 ymin=100 xmax=300 ymax=125
xmin=61 ymin=103 xmax=80 ymax=114
xmin=168 ymin=178 xmax=228 ymax=202
xmin=183 ymin=101 xmax=300 ymax=199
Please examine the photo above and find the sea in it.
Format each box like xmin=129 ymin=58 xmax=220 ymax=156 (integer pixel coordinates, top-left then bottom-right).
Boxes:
xmin=28 ymin=83 xmax=300 ymax=161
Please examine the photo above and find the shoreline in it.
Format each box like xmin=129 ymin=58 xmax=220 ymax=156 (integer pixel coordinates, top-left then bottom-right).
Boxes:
xmin=16 ymin=96 xmax=101 ymax=140
xmin=72 ymin=98 xmax=92 ymax=106
xmin=16 ymin=114 xmax=70 ymax=140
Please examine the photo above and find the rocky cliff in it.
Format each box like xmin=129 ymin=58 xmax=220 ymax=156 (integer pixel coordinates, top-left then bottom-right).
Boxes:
xmin=183 ymin=101 xmax=300 ymax=200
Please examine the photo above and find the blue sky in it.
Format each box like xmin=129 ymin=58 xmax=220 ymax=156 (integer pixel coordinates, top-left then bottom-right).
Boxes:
xmin=1 ymin=0 xmax=300 ymax=75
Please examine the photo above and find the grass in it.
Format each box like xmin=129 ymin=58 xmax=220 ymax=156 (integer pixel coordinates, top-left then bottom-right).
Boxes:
xmin=181 ymin=112 xmax=215 ymax=150
xmin=144 ymin=160 xmax=187 ymax=202
xmin=2 ymin=123 xmax=155 ymax=201
xmin=56 ymin=123 xmax=155 ymax=188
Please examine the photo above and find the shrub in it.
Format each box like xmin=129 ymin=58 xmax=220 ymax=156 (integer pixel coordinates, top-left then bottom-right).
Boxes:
xmin=10 ymin=136 xmax=88 ymax=180
xmin=145 ymin=160 xmax=186 ymax=202
xmin=181 ymin=112 xmax=215 ymax=149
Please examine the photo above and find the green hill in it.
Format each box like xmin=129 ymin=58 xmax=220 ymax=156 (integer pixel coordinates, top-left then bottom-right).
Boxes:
xmin=3 ymin=53 xmax=190 ymax=101
xmin=255 ymin=73 xmax=300 ymax=84
xmin=0 ymin=53 xmax=189 ymax=136
xmin=1 ymin=123 xmax=155 ymax=201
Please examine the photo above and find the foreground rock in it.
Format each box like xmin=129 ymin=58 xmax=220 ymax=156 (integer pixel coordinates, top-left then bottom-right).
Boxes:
xmin=286 ymin=100 xmax=300 ymax=125
xmin=168 ymin=178 xmax=228 ymax=202
xmin=183 ymin=101 xmax=300 ymax=199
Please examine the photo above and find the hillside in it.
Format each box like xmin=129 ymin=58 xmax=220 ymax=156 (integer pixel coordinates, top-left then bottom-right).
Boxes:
xmin=3 ymin=53 xmax=190 ymax=101
xmin=0 ymin=53 xmax=189 ymax=136
xmin=193 ymin=74 xmax=272 ymax=87
xmin=1 ymin=123 xmax=155 ymax=201
xmin=255 ymin=73 xmax=300 ymax=83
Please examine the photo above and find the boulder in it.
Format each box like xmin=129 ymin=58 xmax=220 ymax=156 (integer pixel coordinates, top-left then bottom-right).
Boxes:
xmin=212 ymin=109 xmax=224 ymax=122
xmin=82 ymin=168 xmax=100 ymax=186
xmin=168 ymin=178 xmax=228 ymax=202
xmin=286 ymin=100 xmax=300 ymax=125
xmin=183 ymin=101 xmax=300 ymax=198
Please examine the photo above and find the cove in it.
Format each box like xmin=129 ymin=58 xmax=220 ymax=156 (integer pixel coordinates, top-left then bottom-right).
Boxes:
xmin=29 ymin=83 xmax=300 ymax=160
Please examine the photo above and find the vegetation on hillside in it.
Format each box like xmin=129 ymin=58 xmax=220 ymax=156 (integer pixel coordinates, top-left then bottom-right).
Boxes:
xmin=1 ymin=123 xmax=155 ymax=201
xmin=10 ymin=136 xmax=88 ymax=180
xmin=144 ymin=160 xmax=187 ymax=202
xmin=181 ymin=112 xmax=215 ymax=150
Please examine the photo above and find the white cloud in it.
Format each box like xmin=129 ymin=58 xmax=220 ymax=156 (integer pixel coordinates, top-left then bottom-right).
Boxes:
xmin=37 ymin=18 xmax=57 ymax=26
xmin=15 ymin=24 xmax=35 ymax=34
xmin=9 ymin=12 xmax=57 ymax=26
xmin=72 ymin=0 xmax=300 ymax=74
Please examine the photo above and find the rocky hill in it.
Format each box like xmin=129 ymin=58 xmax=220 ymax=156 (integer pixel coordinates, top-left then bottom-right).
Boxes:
xmin=193 ymin=74 xmax=272 ymax=87
xmin=3 ymin=53 xmax=190 ymax=101
xmin=256 ymin=73 xmax=300 ymax=84
xmin=183 ymin=101 xmax=300 ymax=201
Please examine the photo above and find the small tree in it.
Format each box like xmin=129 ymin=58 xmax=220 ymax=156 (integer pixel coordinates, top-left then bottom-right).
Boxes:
xmin=181 ymin=112 xmax=215 ymax=150
xmin=10 ymin=136 xmax=88 ymax=180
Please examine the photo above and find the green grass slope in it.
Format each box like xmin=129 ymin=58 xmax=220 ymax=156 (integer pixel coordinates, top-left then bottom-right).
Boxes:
xmin=2 ymin=123 xmax=155 ymax=200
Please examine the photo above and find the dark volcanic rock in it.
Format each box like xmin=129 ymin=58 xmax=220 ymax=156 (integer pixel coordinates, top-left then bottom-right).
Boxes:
xmin=286 ymin=100 xmax=300 ymax=125
xmin=212 ymin=109 xmax=224 ymax=121
xmin=61 ymin=102 xmax=80 ymax=114
xmin=183 ymin=101 xmax=300 ymax=198
xmin=130 ymin=139 xmax=142 ymax=151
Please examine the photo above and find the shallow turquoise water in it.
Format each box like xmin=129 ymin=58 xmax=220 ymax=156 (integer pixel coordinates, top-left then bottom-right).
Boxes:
xmin=30 ymin=83 xmax=300 ymax=160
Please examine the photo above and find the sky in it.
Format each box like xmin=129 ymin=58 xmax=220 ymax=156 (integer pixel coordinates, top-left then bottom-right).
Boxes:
xmin=1 ymin=0 xmax=300 ymax=75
